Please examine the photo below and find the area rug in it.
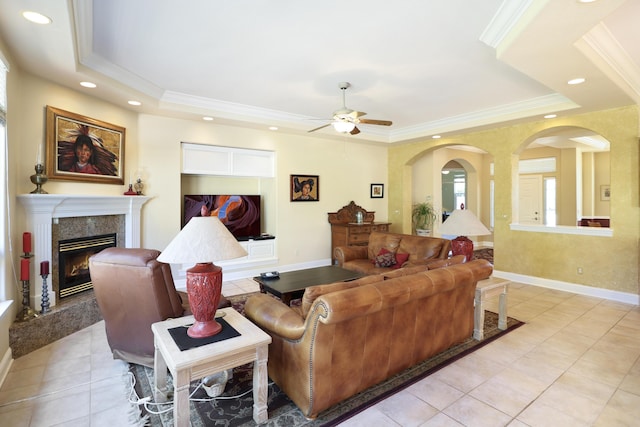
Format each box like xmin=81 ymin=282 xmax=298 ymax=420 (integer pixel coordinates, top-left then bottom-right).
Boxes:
xmin=129 ymin=304 xmax=522 ymax=427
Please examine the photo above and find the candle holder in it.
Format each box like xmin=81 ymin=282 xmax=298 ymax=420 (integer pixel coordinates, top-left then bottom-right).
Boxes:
xmin=40 ymin=273 xmax=50 ymax=314
xmin=30 ymin=164 xmax=48 ymax=194
xmin=16 ymin=254 xmax=38 ymax=322
xmin=124 ymin=184 xmax=137 ymax=195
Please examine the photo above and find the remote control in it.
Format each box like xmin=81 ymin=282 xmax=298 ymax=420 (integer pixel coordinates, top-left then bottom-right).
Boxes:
xmin=260 ymin=271 xmax=280 ymax=279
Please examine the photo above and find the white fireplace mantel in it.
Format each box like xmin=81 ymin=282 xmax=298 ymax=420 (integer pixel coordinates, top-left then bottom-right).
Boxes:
xmin=17 ymin=194 xmax=151 ymax=307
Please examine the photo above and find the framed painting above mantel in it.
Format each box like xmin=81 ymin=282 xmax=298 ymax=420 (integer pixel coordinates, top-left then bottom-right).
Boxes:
xmin=45 ymin=106 xmax=125 ymax=185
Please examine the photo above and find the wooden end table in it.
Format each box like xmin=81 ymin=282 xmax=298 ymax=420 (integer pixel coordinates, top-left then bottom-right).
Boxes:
xmin=152 ymin=308 xmax=272 ymax=426
xmin=474 ymin=277 xmax=509 ymax=340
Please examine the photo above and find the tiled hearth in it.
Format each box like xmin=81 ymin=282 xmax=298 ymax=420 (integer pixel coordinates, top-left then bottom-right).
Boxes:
xmin=9 ymin=291 xmax=102 ymax=358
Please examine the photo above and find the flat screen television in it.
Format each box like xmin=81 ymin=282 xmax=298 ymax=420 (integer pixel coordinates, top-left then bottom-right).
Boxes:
xmin=183 ymin=195 xmax=261 ymax=241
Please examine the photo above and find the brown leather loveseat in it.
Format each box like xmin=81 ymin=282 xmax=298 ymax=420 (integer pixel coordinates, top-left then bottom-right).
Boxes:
xmin=334 ymin=231 xmax=451 ymax=275
xmin=244 ymin=259 xmax=492 ymax=419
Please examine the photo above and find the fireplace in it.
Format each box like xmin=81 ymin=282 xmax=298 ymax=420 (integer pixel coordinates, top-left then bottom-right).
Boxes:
xmin=17 ymin=194 xmax=151 ymax=308
xmin=58 ymin=233 xmax=117 ymax=298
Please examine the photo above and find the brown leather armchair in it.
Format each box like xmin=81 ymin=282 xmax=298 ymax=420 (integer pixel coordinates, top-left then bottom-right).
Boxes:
xmin=89 ymin=247 xmax=228 ymax=367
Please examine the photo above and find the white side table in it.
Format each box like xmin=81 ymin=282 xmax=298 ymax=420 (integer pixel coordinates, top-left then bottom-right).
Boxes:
xmin=152 ymin=308 xmax=272 ymax=426
xmin=474 ymin=277 xmax=509 ymax=340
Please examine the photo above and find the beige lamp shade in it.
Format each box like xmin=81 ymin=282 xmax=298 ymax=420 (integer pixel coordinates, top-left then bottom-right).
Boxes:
xmin=439 ymin=209 xmax=491 ymax=237
xmin=157 ymin=216 xmax=247 ymax=264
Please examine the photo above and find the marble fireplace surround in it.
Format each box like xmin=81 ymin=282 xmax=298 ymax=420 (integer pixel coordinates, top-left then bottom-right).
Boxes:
xmin=17 ymin=194 xmax=151 ymax=308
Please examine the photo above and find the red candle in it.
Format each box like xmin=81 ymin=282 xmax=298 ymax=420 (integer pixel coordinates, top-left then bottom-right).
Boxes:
xmin=20 ymin=258 xmax=29 ymax=281
xmin=23 ymin=232 xmax=32 ymax=253
xmin=40 ymin=261 xmax=49 ymax=276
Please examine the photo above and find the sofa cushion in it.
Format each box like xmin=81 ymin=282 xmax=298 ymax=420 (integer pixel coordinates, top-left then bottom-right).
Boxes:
xmin=300 ymin=274 xmax=384 ymax=318
xmin=373 ymin=248 xmax=396 ymax=267
xmin=392 ymin=252 xmax=410 ymax=269
xmin=397 ymin=235 xmax=448 ymax=262
xmin=367 ymin=233 xmax=401 ymax=260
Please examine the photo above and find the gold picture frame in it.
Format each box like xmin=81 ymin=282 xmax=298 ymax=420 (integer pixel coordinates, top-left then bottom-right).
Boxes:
xmin=46 ymin=106 xmax=125 ymax=184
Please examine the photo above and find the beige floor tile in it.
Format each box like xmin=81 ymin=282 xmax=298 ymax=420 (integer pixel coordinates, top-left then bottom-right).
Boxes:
xmin=29 ymin=389 xmax=91 ymax=426
xmin=376 ymin=389 xmax=440 ymax=426
xmin=419 ymin=412 xmax=465 ymax=426
xmin=338 ymin=405 xmax=398 ymax=426
xmin=619 ymin=371 xmax=640 ymax=396
xmin=468 ymin=373 xmax=537 ymax=417
xmin=0 ymin=405 xmax=32 ymax=427
xmin=555 ymin=371 xmax=616 ymax=404
xmin=406 ymin=376 xmax=465 ymax=411
xmin=568 ymin=356 xmax=628 ymax=388
xmin=535 ymin=382 xmax=606 ymax=424
xmin=443 ymin=395 xmax=512 ymax=427
xmin=430 ymin=364 xmax=485 ymax=393
xmin=592 ymin=389 xmax=640 ymax=427
xmin=517 ymin=401 xmax=588 ymax=427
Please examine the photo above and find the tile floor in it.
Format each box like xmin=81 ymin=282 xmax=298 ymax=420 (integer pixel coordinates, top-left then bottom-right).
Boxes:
xmin=1 ymin=278 xmax=638 ymax=426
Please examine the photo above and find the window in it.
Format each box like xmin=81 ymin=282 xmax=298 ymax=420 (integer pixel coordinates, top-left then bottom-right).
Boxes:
xmin=0 ymin=56 xmax=7 ymax=301
xmin=544 ymin=177 xmax=556 ymax=226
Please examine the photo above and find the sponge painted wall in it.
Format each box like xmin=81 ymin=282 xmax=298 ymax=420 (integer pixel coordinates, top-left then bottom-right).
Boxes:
xmin=388 ymin=106 xmax=639 ymax=295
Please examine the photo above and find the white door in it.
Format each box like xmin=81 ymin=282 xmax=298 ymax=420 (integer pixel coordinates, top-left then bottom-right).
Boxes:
xmin=519 ymin=175 xmax=543 ymax=224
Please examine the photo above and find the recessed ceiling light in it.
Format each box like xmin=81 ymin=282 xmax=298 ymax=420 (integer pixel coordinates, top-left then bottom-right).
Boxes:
xmin=544 ymin=114 xmax=557 ymax=119
xmin=80 ymin=81 xmax=96 ymax=88
xmin=568 ymin=77 xmax=586 ymax=85
xmin=578 ymin=0 xmax=598 ymax=3
xmin=202 ymin=116 xmax=214 ymax=121
xmin=269 ymin=126 xmax=278 ymax=131
xmin=22 ymin=11 xmax=52 ymax=24
xmin=432 ymin=135 xmax=441 ymax=139
xmin=128 ymin=100 xmax=142 ymax=106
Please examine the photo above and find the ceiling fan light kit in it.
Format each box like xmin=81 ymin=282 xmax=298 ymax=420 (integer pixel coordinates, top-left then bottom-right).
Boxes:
xmin=332 ymin=120 xmax=356 ymax=133
xmin=308 ymin=82 xmax=392 ymax=135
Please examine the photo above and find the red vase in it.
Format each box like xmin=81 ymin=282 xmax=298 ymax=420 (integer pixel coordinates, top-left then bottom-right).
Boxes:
xmin=185 ymin=262 xmax=223 ymax=338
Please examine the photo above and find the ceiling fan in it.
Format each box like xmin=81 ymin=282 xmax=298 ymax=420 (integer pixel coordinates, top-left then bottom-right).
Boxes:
xmin=308 ymin=82 xmax=392 ymax=135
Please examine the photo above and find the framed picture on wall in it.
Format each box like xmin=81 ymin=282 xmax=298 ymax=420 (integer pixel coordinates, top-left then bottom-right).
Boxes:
xmin=370 ymin=183 xmax=384 ymax=198
xmin=45 ymin=106 xmax=125 ymax=184
xmin=290 ymin=174 xmax=319 ymax=201
xmin=600 ymin=185 xmax=610 ymax=201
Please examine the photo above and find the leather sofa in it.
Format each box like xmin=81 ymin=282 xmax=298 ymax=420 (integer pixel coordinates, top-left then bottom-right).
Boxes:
xmin=334 ymin=231 xmax=452 ymax=275
xmin=89 ymin=247 xmax=229 ymax=367
xmin=244 ymin=259 xmax=492 ymax=419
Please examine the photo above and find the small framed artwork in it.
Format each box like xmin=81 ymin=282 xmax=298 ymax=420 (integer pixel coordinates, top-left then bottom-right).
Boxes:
xmin=371 ymin=183 xmax=384 ymax=198
xmin=600 ymin=185 xmax=611 ymax=201
xmin=46 ymin=106 xmax=125 ymax=184
xmin=290 ymin=174 xmax=319 ymax=201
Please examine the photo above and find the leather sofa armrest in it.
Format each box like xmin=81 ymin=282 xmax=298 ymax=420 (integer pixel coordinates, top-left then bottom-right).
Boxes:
xmin=244 ymin=293 xmax=306 ymax=340
xmin=334 ymin=245 xmax=368 ymax=266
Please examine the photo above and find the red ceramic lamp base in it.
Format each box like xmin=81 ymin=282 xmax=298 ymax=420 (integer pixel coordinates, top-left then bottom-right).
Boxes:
xmin=451 ymin=236 xmax=474 ymax=263
xmin=186 ymin=262 xmax=223 ymax=338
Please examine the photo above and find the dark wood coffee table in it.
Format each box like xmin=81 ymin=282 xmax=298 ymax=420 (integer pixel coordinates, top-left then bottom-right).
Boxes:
xmin=253 ymin=265 xmax=363 ymax=305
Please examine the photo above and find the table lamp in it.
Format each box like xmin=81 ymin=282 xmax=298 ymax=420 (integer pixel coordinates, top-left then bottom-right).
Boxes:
xmin=158 ymin=214 xmax=247 ymax=338
xmin=438 ymin=207 xmax=491 ymax=262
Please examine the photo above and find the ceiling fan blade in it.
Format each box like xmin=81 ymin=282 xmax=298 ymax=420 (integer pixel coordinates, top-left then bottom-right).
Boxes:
xmin=358 ymin=118 xmax=392 ymax=126
xmin=308 ymin=123 xmax=331 ymax=133
xmin=350 ymin=126 xmax=361 ymax=135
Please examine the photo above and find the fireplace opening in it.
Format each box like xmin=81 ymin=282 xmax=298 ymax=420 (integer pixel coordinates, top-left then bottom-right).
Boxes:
xmin=58 ymin=233 xmax=116 ymax=298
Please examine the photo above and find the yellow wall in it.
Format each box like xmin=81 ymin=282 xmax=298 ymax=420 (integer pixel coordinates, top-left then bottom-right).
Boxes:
xmin=389 ymin=106 xmax=639 ymax=295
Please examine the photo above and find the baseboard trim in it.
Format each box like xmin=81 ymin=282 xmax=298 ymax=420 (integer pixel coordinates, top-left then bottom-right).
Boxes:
xmin=493 ymin=269 xmax=639 ymax=305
